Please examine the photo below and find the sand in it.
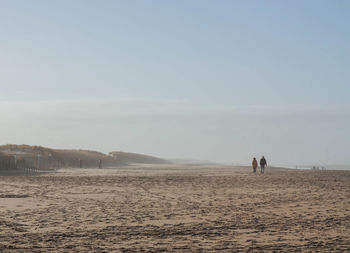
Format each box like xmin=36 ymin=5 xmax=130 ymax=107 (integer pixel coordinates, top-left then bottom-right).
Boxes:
xmin=0 ymin=165 xmax=349 ymax=252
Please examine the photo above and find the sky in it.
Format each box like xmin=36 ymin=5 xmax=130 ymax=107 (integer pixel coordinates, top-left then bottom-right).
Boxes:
xmin=0 ymin=0 xmax=349 ymax=166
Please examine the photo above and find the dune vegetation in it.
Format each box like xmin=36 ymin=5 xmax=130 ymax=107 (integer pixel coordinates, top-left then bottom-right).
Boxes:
xmin=0 ymin=144 xmax=171 ymax=170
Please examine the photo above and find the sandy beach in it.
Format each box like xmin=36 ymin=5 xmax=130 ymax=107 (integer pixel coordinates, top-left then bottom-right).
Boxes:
xmin=0 ymin=166 xmax=349 ymax=252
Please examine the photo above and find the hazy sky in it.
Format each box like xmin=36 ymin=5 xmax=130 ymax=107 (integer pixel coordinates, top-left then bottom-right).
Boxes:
xmin=1 ymin=1 xmax=349 ymax=165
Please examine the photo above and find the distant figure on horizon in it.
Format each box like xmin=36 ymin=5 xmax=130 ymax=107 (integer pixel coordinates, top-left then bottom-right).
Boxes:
xmin=252 ymin=157 xmax=258 ymax=173
xmin=260 ymin=156 xmax=267 ymax=174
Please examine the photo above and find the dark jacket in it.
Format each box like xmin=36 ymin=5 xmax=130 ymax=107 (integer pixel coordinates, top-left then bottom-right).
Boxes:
xmin=260 ymin=157 xmax=267 ymax=166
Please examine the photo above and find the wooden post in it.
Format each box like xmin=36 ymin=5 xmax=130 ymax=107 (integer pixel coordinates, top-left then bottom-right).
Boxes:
xmin=37 ymin=154 xmax=40 ymax=170
xmin=14 ymin=155 xmax=17 ymax=169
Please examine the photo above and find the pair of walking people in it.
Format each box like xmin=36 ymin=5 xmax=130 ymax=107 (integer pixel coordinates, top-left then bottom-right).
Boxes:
xmin=252 ymin=156 xmax=267 ymax=174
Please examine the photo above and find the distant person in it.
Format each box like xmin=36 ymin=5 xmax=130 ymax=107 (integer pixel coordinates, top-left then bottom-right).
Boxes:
xmin=252 ymin=157 xmax=258 ymax=173
xmin=260 ymin=156 xmax=267 ymax=174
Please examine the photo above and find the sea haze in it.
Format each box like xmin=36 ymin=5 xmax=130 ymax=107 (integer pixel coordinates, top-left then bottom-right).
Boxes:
xmin=0 ymin=99 xmax=349 ymax=166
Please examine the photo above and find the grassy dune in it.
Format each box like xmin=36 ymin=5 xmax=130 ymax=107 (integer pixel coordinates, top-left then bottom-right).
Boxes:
xmin=0 ymin=144 xmax=171 ymax=170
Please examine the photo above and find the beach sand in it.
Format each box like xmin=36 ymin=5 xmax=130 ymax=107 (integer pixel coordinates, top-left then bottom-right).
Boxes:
xmin=0 ymin=166 xmax=349 ymax=252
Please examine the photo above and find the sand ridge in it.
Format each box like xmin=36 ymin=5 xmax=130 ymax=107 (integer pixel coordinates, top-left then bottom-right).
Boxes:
xmin=0 ymin=166 xmax=349 ymax=252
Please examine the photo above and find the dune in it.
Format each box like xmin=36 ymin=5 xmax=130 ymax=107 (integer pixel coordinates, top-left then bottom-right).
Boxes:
xmin=0 ymin=144 xmax=172 ymax=171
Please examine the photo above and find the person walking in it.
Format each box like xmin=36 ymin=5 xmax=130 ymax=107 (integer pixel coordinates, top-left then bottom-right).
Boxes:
xmin=260 ymin=156 xmax=267 ymax=174
xmin=252 ymin=157 xmax=258 ymax=173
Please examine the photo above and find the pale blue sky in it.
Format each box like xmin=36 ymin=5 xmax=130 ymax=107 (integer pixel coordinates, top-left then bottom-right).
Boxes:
xmin=1 ymin=1 xmax=349 ymax=165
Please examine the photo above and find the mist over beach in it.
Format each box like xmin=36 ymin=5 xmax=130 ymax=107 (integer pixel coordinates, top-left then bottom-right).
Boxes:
xmin=0 ymin=0 xmax=350 ymax=251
